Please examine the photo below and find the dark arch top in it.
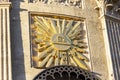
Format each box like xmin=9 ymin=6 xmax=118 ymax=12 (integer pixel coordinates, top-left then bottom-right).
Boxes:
xmin=33 ymin=65 xmax=101 ymax=80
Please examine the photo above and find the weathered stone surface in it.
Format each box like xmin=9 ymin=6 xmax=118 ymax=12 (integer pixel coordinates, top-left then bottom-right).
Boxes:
xmin=0 ymin=2 xmax=12 ymax=80
xmin=10 ymin=0 xmax=110 ymax=80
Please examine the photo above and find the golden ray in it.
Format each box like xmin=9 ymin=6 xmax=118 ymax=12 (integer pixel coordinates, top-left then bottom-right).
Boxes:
xmin=42 ymin=38 xmax=50 ymax=43
xmin=62 ymin=19 xmax=66 ymax=33
xmin=38 ymin=47 xmax=53 ymax=59
xmin=32 ymin=29 xmax=49 ymax=38
xmin=46 ymin=50 xmax=56 ymax=67
xmin=60 ymin=56 xmax=64 ymax=65
xmin=34 ymin=20 xmax=45 ymax=29
xmin=33 ymin=31 xmax=42 ymax=36
xmin=34 ymin=23 xmax=45 ymax=32
xmin=57 ymin=19 xmax=62 ymax=33
xmin=69 ymin=29 xmax=84 ymax=39
xmin=69 ymin=30 xmax=86 ymax=39
xmin=32 ymin=29 xmax=51 ymax=44
xmin=72 ymin=40 xmax=79 ymax=45
xmin=32 ymin=39 xmax=43 ymax=45
xmin=77 ymin=43 xmax=88 ymax=48
xmin=38 ymin=54 xmax=52 ymax=67
xmin=76 ymin=50 xmax=88 ymax=54
xmin=33 ymin=47 xmax=44 ymax=52
xmin=39 ymin=42 xmax=46 ymax=47
xmin=41 ymin=17 xmax=51 ymax=29
xmin=51 ymin=50 xmax=56 ymax=56
xmin=45 ymin=42 xmax=52 ymax=46
xmin=35 ymin=44 xmax=51 ymax=52
xmin=33 ymin=38 xmax=43 ymax=43
xmin=34 ymin=17 xmax=54 ymax=36
xmin=71 ymin=35 xmax=85 ymax=40
xmin=46 ymin=46 xmax=54 ymax=53
xmin=32 ymin=38 xmax=50 ymax=45
xmin=39 ymin=43 xmax=46 ymax=47
xmin=60 ymin=54 xmax=67 ymax=65
xmin=49 ymin=19 xmax=57 ymax=34
xmin=64 ymin=20 xmax=73 ymax=35
xmin=60 ymin=52 xmax=67 ymax=65
xmin=75 ymin=52 xmax=89 ymax=61
xmin=59 ymin=52 xmax=63 ymax=58
xmin=74 ymin=34 xmax=86 ymax=38
xmin=68 ymin=21 xmax=81 ymax=36
xmin=35 ymin=16 xmax=50 ymax=29
xmin=36 ymin=22 xmax=52 ymax=36
xmin=50 ymin=20 xmax=59 ymax=33
xmin=55 ymin=51 xmax=59 ymax=66
xmin=69 ymin=55 xmax=77 ymax=66
xmin=38 ymin=51 xmax=49 ymax=59
xmin=43 ymin=44 xmax=52 ymax=49
xmin=63 ymin=22 xmax=67 ymax=34
xmin=34 ymin=22 xmax=50 ymax=36
xmin=46 ymin=57 xmax=54 ymax=67
xmin=77 ymin=40 xmax=87 ymax=43
xmin=33 ymin=17 xmax=49 ymax=30
xmin=35 ymin=34 xmax=51 ymax=41
xmin=41 ymin=18 xmax=54 ymax=34
xmin=72 ymin=21 xmax=81 ymax=31
xmin=72 ymin=55 xmax=88 ymax=70
xmin=75 ymin=48 xmax=88 ymax=53
xmin=70 ymin=48 xmax=89 ymax=61
xmin=72 ymin=40 xmax=88 ymax=48
xmin=55 ymin=57 xmax=59 ymax=66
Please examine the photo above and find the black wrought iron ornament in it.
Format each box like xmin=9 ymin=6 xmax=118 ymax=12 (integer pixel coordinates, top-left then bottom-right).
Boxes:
xmin=33 ymin=65 xmax=101 ymax=80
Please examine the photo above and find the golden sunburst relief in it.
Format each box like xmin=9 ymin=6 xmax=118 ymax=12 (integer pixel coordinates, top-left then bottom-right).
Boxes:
xmin=31 ymin=15 xmax=90 ymax=70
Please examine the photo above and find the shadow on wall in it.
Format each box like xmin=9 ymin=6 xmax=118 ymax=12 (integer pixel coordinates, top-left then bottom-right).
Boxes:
xmin=10 ymin=0 xmax=26 ymax=80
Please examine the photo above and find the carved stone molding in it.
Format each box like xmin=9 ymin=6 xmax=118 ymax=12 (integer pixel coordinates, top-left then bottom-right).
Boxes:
xmin=30 ymin=0 xmax=82 ymax=8
xmin=95 ymin=0 xmax=120 ymax=16
xmin=0 ymin=2 xmax=11 ymax=7
xmin=30 ymin=14 xmax=90 ymax=70
xmin=0 ymin=0 xmax=9 ymax=2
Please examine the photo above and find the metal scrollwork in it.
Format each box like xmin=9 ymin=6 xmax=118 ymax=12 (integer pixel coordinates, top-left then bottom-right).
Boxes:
xmin=33 ymin=65 xmax=101 ymax=80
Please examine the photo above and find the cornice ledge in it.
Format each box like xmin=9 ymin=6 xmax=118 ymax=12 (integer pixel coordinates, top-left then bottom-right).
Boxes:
xmin=0 ymin=2 xmax=11 ymax=7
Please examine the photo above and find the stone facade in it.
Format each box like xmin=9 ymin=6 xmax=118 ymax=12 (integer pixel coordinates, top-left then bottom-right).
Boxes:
xmin=0 ymin=1 xmax=12 ymax=80
xmin=0 ymin=0 xmax=120 ymax=80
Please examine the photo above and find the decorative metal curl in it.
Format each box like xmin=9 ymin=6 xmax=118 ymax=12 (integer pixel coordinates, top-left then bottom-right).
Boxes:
xmin=33 ymin=65 xmax=101 ymax=80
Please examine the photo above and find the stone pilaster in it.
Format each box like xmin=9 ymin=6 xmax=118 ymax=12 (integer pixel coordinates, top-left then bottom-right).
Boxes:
xmin=95 ymin=0 xmax=120 ymax=80
xmin=0 ymin=2 xmax=12 ymax=80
